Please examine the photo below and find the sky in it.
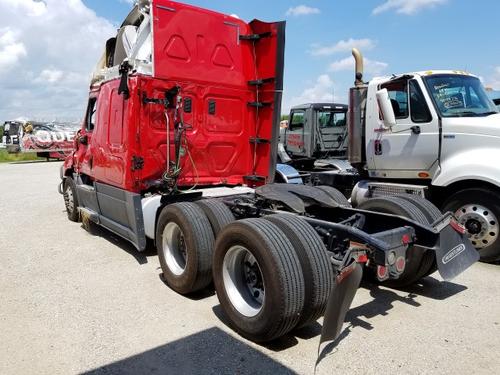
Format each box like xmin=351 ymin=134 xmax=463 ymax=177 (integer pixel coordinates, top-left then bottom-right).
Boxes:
xmin=0 ymin=0 xmax=499 ymax=123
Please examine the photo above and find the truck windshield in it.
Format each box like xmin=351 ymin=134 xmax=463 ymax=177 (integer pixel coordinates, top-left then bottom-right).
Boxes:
xmin=317 ymin=110 xmax=346 ymax=128
xmin=424 ymin=74 xmax=498 ymax=117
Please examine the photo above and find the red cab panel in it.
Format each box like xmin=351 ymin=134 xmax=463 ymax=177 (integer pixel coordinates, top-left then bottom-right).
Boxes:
xmin=67 ymin=1 xmax=285 ymax=194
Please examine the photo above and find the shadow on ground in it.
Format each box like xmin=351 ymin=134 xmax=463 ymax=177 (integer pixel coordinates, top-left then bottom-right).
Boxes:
xmin=83 ymin=327 xmax=296 ymax=375
xmin=83 ymin=222 xmax=157 ymax=265
xmin=316 ymin=276 xmax=468 ymax=363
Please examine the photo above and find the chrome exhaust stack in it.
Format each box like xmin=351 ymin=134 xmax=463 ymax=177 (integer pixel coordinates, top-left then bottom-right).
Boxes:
xmin=347 ymin=48 xmax=367 ymax=167
xmin=352 ymin=48 xmax=364 ymax=87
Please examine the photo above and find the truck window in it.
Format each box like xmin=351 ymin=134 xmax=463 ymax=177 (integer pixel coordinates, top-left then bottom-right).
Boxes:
xmin=86 ymin=98 xmax=98 ymax=132
xmin=381 ymin=81 xmax=408 ymax=119
xmin=409 ymin=80 xmax=432 ymax=123
xmin=424 ymin=74 xmax=498 ymax=117
xmin=289 ymin=110 xmax=305 ymax=131
xmin=318 ymin=110 xmax=346 ymax=128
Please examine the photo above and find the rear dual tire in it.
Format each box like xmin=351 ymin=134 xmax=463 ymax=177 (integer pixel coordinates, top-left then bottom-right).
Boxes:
xmin=157 ymin=202 xmax=335 ymax=342
xmin=358 ymin=196 xmax=434 ymax=287
xmin=213 ymin=219 xmax=305 ymax=342
xmin=156 ymin=202 xmax=215 ymax=295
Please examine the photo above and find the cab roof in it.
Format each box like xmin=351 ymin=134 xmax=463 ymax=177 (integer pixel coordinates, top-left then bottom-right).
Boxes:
xmin=291 ymin=103 xmax=348 ymax=111
xmin=370 ymin=70 xmax=479 ymax=85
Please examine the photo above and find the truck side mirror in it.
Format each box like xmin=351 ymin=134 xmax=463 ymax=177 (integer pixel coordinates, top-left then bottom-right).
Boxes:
xmin=376 ymin=89 xmax=397 ymax=128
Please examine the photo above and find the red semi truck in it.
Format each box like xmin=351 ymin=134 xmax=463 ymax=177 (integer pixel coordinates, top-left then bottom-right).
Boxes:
xmin=59 ymin=0 xmax=477 ymax=348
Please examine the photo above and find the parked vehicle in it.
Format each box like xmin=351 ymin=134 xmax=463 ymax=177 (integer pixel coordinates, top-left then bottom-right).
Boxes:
xmin=280 ymin=103 xmax=349 ymax=169
xmin=59 ymin=0 xmax=477 ymax=349
xmin=279 ymin=49 xmax=500 ymax=262
xmin=1 ymin=120 xmax=78 ymax=160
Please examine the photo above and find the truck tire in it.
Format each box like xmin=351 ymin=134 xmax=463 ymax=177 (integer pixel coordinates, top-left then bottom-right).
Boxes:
xmin=196 ymin=199 xmax=235 ymax=237
xmin=397 ymin=194 xmax=442 ymax=223
xmin=358 ymin=196 xmax=430 ymax=287
xmin=156 ymin=202 xmax=215 ymax=295
xmin=397 ymin=194 xmax=442 ymax=278
xmin=443 ymin=188 xmax=500 ymax=262
xmin=63 ymin=177 xmax=79 ymax=222
xmin=315 ymin=185 xmax=351 ymax=207
xmin=264 ymin=214 xmax=333 ymax=328
xmin=213 ymin=219 xmax=305 ymax=342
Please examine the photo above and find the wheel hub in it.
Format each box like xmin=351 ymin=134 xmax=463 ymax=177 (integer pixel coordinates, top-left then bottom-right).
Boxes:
xmin=455 ymin=204 xmax=499 ymax=249
xmin=244 ymin=260 xmax=264 ymax=303
xmin=162 ymin=222 xmax=188 ymax=275
xmin=223 ymin=246 xmax=265 ymax=317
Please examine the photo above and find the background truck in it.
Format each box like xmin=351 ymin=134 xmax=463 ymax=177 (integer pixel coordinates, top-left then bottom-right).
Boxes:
xmin=279 ymin=49 xmax=500 ymax=262
xmin=1 ymin=120 xmax=78 ymax=160
xmin=280 ymin=103 xmax=349 ymax=170
xmin=59 ymin=0 xmax=477 ymax=350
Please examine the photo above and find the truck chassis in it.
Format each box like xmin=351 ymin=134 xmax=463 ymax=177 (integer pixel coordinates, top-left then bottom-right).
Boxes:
xmin=60 ymin=176 xmax=478 ymax=348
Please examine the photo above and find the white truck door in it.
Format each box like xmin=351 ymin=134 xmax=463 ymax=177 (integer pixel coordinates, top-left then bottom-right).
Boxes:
xmin=371 ymin=78 xmax=439 ymax=176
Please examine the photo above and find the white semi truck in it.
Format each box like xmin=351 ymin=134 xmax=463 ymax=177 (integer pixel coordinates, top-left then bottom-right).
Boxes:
xmin=280 ymin=49 xmax=500 ymax=262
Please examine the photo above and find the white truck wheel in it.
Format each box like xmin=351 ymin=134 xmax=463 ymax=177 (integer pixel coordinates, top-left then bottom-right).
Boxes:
xmin=443 ymin=188 xmax=500 ymax=262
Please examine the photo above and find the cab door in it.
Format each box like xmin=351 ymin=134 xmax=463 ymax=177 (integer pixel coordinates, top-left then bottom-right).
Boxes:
xmin=372 ymin=78 xmax=439 ymax=176
xmin=284 ymin=109 xmax=309 ymax=157
xmin=77 ymin=96 xmax=98 ymax=178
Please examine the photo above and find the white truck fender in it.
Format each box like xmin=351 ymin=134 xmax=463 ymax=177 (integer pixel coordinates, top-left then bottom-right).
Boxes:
xmin=432 ymin=148 xmax=500 ymax=189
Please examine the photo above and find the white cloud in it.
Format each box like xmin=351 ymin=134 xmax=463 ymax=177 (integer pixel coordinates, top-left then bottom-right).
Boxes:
xmin=288 ymin=74 xmax=334 ymax=108
xmin=329 ymin=56 xmax=388 ymax=75
xmin=35 ymin=69 xmax=64 ymax=83
xmin=0 ymin=29 xmax=27 ymax=70
xmin=310 ymin=38 xmax=376 ymax=56
xmin=0 ymin=0 xmax=116 ymax=122
xmin=286 ymin=5 xmax=320 ymax=16
xmin=373 ymin=0 xmax=447 ymax=15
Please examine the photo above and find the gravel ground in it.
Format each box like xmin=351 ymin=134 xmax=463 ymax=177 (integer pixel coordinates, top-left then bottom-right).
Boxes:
xmin=0 ymin=161 xmax=499 ymax=375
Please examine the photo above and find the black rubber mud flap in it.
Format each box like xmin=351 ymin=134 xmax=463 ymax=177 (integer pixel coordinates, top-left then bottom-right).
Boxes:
xmin=435 ymin=226 xmax=479 ymax=281
xmin=319 ymin=262 xmax=363 ymax=356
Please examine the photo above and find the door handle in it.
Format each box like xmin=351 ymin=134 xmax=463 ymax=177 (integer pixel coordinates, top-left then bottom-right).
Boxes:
xmin=411 ymin=126 xmax=421 ymax=135
xmin=374 ymin=140 xmax=382 ymax=155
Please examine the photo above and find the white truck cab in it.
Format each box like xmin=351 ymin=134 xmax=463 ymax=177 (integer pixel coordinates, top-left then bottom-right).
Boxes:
xmin=365 ymin=71 xmax=499 ymax=184
xmin=349 ymin=51 xmax=500 ymax=261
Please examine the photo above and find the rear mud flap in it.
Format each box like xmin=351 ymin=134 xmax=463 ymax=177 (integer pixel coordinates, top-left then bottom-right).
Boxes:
xmin=436 ymin=226 xmax=479 ymax=281
xmin=319 ymin=262 xmax=363 ymax=355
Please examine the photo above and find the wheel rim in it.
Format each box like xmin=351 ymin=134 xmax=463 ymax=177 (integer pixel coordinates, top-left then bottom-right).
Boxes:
xmin=455 ymin=204 xmax=499 ymax=249
xmin=64 ymin=186 xmax=74 ymax=214
xmin=222 ymin=245 xmax=265 ymax=317
xmin=162 ymin=222 xmax=188 ymax=276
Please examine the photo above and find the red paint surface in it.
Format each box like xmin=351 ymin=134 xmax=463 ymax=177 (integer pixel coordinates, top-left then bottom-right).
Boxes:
xmin=64 ymin=1 xmax=284 ymax=193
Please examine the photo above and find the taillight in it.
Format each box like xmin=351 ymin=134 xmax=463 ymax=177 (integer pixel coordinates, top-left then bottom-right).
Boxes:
xmin=377 ymin=265 xmax=388 ymax=280
xmin=402 ymin=234 xmax=412 ymax=245
xmin=395 ymin=256 xmax=406 ymax=272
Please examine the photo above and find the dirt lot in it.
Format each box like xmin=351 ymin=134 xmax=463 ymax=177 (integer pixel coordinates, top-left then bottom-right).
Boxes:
xmin=0 ymin=161 xmax=499 ymax=374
